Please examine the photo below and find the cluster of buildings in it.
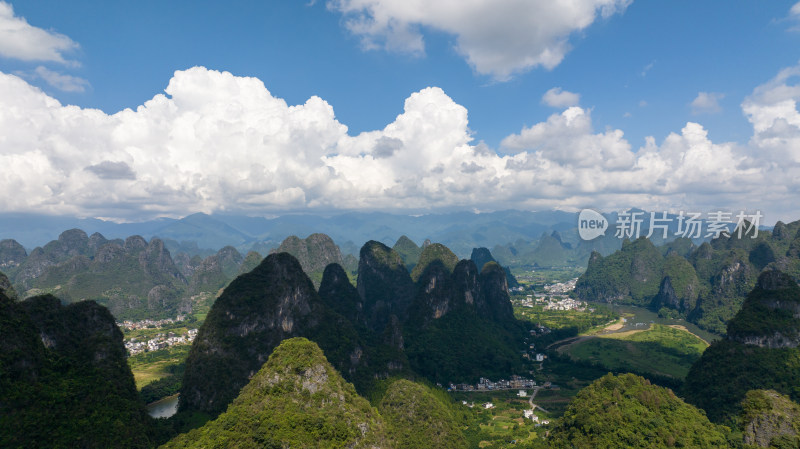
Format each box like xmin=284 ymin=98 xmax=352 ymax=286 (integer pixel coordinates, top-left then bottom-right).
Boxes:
xmin=448 ymin=375 xmax=537 ymax=392
xmin=543 ymin=296 xmax=585 ymax=311
xmin=125 ymin=328 xmax=198 ymax=356
xmin=543 ymin=278 xmax=578 ymax=294
xmin=523 ymin=409 xmax=550 ymax=425
xmin=117 ymin=315 xmax=188 ymax=331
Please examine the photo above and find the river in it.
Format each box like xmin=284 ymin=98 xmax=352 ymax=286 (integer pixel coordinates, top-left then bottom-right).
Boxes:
xmin=146 ymin=394 xmax=179 ymax=419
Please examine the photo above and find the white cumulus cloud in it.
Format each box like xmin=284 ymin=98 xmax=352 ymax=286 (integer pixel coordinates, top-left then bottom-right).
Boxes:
xmin=0 ymin=1 xmax=79 ymax=64
xmin=1 ymin=64 xmax=799 ymax=222
xmin=542 ymin=87 xmax=580 ymax=108
xmin=742 ymin=63 xmax=800 ymax=164
xmin=327 ymin=0 xmax=632 ymax=80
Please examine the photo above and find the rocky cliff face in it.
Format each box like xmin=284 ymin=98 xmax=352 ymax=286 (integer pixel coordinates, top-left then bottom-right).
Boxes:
xmin=403 ymin=250 xmax=524 ymax=383
xmin=0 ymin=270 xmax=17 ymax=300
xmin=410 ymin=261 xmax=455 ymax=323
xmin=180 ymin=253 xmax=365 ymax=416
xmin=407 ymin=257 xmax=515 ymax=326
xmin=470 ymin=247 xmax=520 ymax=288
xmin=21 ymin=234 xmax=190 ymax=320
xmin=216 ymin=245 xmax=243 ymax=278
xmin=274 ymin=233 xmax=344 ymax=277
xmin=357 ymin=241 xmax=415 ymax=333
xmin=0 ymin=239 xmax=27 ymax=271
xmin=477 ymin=262 xmax=516 ymax=323
xmin=740 ymin=389 xmax=800 ymax=448
xmin=727 ymin=270 xmax=800 ymax=348
xmin=318 ymin=263 xmax=363 ymax=324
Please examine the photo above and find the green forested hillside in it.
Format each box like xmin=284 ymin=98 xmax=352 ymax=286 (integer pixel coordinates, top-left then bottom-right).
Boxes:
xmin=575 ymin=221 xmax=800 ymax=334
xmin=683 ymin=270 xmax=800 ymax=424
xmin=379 ymin=379 xmax=466 ymax=449
xmin=547 ymin=373 xmax=732 ymax=448
xmin=163 ymin=338 xmax=391 ymax=449
xmin=0 ymin=290 xmax=160 ymax=448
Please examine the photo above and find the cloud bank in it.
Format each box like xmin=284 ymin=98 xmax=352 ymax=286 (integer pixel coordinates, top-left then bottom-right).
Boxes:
xmin=328 ymin=0 xmax=632 ymax=80
xmin=0 ymin=64 xmax=799 ymax=222
xmin=0 ymin=1 xmax=79 ymax=64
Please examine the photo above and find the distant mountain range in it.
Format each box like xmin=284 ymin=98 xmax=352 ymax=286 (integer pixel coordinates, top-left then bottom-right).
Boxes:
xmin=0 ymin=210 xmax=576 ymax=258
xmin=2 ymin=209 xmax=746 ymax=274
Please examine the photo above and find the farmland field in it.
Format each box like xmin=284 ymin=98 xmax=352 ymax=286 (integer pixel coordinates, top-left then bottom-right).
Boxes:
xmin=559 ymin=324 xmax=709 ymax=379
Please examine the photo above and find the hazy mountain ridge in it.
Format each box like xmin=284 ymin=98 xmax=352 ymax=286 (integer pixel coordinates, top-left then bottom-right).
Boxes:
xmin=0 ymin=229 xmax=264 ymax=321
xmin=0 ymin=210 xmax=581 ymax=260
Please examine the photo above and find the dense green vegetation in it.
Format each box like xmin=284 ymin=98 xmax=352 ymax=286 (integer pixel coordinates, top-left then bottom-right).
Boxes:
xmin=547 ymin=373 xmax=732 ymax=448
xmin=379 ymin=379 xmax=466 ymax=449
xmin=470 ymin=247 xmax=520 ymax=288
xmin=0 ymin=292 xmax=163 ymax=448
xmin=726 ymin=271 xmax=800 ymax=342
xmin=2 ymin=229 xmax=268 ymax=323
xmin=392 ymin=235 xmax=422 ymax=272
xmin=410 ymin=242 xmax=459 ymax=281
xmin=683 ymin=340 xmax=800 ymax=424
xmin=575 ymin=220 xmax=800 ymax=334
xmin=405 ymin=306 xmax=526 ymax=383
xmin=450 ymin=389 xmax=548 ymax=449
xmin=683 ymin=270 xmax=800 ymax=425
xmin=404 ymin=257 xmax=527 ymax=384
xmin=9 ymin=225 xmax=800 ymax=449
xmin=162 ymin=338 xmax=391 ymax=449
xmin=357 ymin=240 xmax=416 ymax=333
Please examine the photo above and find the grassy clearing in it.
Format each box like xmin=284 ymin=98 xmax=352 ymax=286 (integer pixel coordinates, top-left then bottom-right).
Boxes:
xmin=128 ymin=345 xmax=190 ymax=390
xmin=514 ymin=304 xmax=618 ymax=334
xmin=562 ymin=324 xmax=708 ymax=379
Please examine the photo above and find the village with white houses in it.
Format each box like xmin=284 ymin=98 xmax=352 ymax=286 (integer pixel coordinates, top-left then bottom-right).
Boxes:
xmin=451 ymin=376 xmax=554 ymax=426
xmin=118 ymin=316 xmax=198 ymax=356
xmin=514 ymin=277 xmax=592 ymax=312
xmin=448 ymin=374 xmax=538 ymax=392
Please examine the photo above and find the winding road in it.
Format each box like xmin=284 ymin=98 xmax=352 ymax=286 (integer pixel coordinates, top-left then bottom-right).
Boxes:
xmin=528 ymin=386 xmax=549 ymax=414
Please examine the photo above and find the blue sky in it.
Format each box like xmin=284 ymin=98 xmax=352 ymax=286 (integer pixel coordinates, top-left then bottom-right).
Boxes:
xmin=1 ymin=1 xmax=800 ymax=223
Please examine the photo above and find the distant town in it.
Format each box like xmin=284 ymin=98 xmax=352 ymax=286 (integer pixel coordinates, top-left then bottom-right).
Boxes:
xmin=447 ymin=375 xmax=541 ymax=392
xmin=514 ymin=278 xmax=592 ymax=312
xmin=118 ymin=316 xmax=198 ymax=356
